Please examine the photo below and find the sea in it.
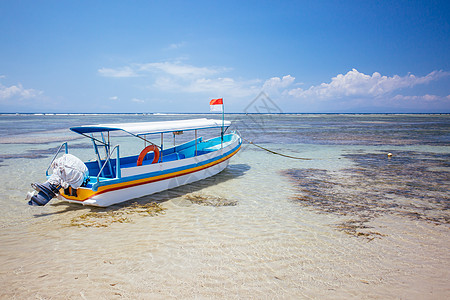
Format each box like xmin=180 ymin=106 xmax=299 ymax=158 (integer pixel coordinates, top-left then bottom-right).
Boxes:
xmin=0 ymin=113 xmax=449 ymax=299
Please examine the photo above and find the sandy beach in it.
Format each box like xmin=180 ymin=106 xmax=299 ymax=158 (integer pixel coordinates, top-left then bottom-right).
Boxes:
xmin=0 ymin=114 xmax=449 ymax=299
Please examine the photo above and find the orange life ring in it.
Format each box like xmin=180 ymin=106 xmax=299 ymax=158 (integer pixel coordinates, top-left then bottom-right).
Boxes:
xmin=137 ymin=145 xmax=160 ymax=166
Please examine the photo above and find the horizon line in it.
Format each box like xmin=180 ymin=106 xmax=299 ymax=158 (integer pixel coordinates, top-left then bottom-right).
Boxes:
xmin=0 ymin=112 xmax=449 ymax=115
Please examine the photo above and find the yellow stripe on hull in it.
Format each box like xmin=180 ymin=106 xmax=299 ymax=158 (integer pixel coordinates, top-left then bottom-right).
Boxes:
xmin=60 ymin=145 xmax=240 ymax=203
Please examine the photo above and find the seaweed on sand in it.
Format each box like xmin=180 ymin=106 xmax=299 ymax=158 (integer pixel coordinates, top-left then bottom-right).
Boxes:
xmin=281 ymin=150 xmax=450 ymax=239
xmin=336 ymin=219 xmax=386 ymax=241
xmin=70 ymin=202 xmax=166 ymax=227
xmin=184 ymin=193 xmax=238 ymax=207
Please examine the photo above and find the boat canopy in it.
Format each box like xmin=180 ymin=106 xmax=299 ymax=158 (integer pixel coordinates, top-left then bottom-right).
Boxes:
xmin=70 ymin=118 xmax=231 ymax=136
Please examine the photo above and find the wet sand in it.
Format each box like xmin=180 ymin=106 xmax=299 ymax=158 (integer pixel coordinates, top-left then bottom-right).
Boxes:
xmin=0 ymin=114 xmax=449 ymax=299
xmin=1 ymin=148 xmax=449 ymax=299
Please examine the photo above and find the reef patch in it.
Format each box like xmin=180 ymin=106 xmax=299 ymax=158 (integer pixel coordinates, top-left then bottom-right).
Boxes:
xmin=184 ymin=193 xmax=238 ymax=207
xmin=69 ymin=202 xmax=166 ymax=228
xmin=281 ymin=150 xmax=450 ymax=239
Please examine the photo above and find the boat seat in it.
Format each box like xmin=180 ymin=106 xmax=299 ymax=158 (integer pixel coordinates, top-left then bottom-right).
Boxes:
xmin=163 ymin=153 xmax=185 ymax=162
xmin=120 ymin=152 xmax=185 ymax=168
xmin=201 ymin=141 xmax=232 ymax=152
xmin=84 ymin=176 xmax=110 ymax=187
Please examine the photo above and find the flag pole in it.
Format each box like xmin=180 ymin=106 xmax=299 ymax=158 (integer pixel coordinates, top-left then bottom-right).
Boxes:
xmin=221 ymin=98 xmax=224 ymax=148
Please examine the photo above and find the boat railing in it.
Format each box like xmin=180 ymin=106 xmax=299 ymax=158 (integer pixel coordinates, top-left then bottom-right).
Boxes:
xmin=46 ymin=142 xmax=68 ymax=176
xmin=97 ymin=145 xmax=121 ymax=183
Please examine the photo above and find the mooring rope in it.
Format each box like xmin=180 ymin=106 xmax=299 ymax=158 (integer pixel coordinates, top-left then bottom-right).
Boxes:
xmin=238 ymin=132 xmax=311 ymax=160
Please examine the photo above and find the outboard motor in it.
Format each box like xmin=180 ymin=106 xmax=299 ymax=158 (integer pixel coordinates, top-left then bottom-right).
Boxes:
xmin=26 ymin=153 xmax=89 ymax=206
xmin=27 ymin=181 xmax=61 ymax=206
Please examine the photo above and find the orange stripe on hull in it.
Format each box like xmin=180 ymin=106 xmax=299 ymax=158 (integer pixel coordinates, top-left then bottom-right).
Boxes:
xmin=61 ymin=146 xmax=240 ymax=203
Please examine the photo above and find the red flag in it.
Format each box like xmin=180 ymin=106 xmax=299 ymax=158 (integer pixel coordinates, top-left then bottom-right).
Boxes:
xmin=210 ymin=98 xmax=223 ymax=112
xmin=210 ymin=98 xmax=223 ymax=105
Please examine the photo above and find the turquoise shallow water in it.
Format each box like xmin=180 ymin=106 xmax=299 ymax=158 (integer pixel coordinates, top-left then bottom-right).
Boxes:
xmin=0 ymin=113 xmax=449 ymax=298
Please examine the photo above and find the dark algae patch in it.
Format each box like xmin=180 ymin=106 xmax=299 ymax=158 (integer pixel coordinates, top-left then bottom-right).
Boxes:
xmin=184 ymin=193 xmax=238 ymax=206
xmin=281 ymin=150 xmax=450 ymax=240
xmin=70 ymin=202 xmax=166 ymax=227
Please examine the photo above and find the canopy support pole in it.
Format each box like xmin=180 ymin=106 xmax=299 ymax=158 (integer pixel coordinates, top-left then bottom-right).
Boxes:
xmin=195 ymin=129 xmax=198 ymax=156
xmin=221 ymin=100 xmax=224 ymax=149
xmin=160 ymin=133 xmax=163 ymax=163
xmin=92 ymin=135 xmax=105 ymax=178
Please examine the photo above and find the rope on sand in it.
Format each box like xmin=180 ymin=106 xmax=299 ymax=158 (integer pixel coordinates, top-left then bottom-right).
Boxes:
xmin=238 ymin=133 xmax=311 ymax=161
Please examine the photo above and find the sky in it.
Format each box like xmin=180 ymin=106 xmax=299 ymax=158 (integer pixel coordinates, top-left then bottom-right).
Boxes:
xmin=0 ymin=0 xmax=449 ymax=113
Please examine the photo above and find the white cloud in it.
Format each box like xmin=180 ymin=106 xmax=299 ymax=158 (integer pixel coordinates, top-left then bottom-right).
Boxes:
xmin=98 ymin=61 xmax=227 ymax=79
xmin=132 ymin=98 xmax=145 ymax=103
xmin=187 ymin=77 xmax=237 ymax=92
xmin=0 ymin=82 xmax=42 ymax=100
xmin=109 ymin=96 xmax=119 ymax=101
xmin=185 ymin=77 xmax=261 ymax=97
xmin=152 ymin=76 xmax=182 ymax=90
xmin=287 ymin=69 xmax=449 ymax=99
xmin=98 ymin=61 xmax=449 ymax=111
xmin=263 ymin=75 xmax=296 ymax=90
xmin=392 ymin=94 xmax=450 ymax=102
xmin=167 ymin=42 xmax=186 ymax=50
xmin=152 ymin=76 xmax=261 ymax=98
xmin=98 ymin=61 xmax=258 ymax=98
xmin=138 ymin=62 xmax=228 ymax=78
xmin=98 ymin=66 xmax=138 ymax=78
xmin=262 ymin=75 xmax=296 ymax=96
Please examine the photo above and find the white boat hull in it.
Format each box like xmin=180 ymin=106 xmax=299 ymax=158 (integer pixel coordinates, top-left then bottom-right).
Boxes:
xmin=58 ymin=134 xmax=241 ymax=207
xmin=61 ymin=159 xmax=230 ymax=207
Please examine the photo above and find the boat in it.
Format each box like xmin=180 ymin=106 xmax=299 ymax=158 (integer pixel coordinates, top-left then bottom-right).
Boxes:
xmin=27 ymin=118 xmax=242 ymax=207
